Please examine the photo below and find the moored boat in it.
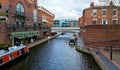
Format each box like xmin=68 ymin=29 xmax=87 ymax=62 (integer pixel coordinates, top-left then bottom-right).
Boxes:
xmin=0 ymin=44 xmax=29 ymax=68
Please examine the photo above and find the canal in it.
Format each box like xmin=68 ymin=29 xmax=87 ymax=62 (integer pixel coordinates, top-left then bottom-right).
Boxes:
xmin=4 ymin=33 xmax=101 ymax=70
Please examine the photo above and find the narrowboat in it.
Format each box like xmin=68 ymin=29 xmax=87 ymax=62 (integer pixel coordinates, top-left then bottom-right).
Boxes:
xmin=0 ymin=44 xmax=29 ymax=68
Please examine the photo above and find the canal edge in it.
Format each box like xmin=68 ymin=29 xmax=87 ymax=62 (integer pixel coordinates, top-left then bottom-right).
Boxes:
xmin=26 ymin=33 xmax=61 ymax=48
xmin=76 ymin=47 xmax=108 ymax=70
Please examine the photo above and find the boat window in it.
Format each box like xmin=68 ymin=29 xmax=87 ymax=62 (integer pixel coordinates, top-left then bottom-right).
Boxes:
xmin=0 ymin=58 xmax=3 ymax=64
xmin=17 ymin=52 xmax=19 ymax=56
xmin=9 ymin=54 xmax=13 ymax=60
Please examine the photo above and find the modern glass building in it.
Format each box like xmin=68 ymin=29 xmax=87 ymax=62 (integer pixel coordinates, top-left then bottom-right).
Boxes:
xmin=54 ymin=19 xmax=78 ymax=27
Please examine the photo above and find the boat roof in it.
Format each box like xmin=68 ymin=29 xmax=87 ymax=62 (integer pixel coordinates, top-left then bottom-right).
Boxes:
xmin=0 ymin=45 xmax=26 ymax=57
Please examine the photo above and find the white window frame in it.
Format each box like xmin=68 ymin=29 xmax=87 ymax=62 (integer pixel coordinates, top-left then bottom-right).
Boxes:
xmin=102 ymin=9 xmax=107 ymax=16
xmin=113 ymin=9 xmax=117 ymax=16
xmin=92 ymin=19 xmax=97 ymax=25
xmin=93 ymin=9 xmax=97 ymax=16
xmin=112 ymin=19 xmax=118 ymax=24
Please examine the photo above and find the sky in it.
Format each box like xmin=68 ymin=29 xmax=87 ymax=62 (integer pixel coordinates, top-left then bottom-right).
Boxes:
xmin=37 ymin=0 xmax=99 ymax=19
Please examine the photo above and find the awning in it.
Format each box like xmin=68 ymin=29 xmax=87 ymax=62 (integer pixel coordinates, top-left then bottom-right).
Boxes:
xmin=11 ymin=31 xmax=39 ymax=39
xmin=0 ymin=16 xmax=6 ymax=19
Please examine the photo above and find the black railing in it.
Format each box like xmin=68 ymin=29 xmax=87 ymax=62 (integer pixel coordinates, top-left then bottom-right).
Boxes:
xmin=7 ymin=24 xmax=47 ymax=31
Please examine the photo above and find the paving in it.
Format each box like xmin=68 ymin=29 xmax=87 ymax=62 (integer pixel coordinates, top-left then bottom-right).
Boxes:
xmin=98 ymin=52 xmax=120 ymax=70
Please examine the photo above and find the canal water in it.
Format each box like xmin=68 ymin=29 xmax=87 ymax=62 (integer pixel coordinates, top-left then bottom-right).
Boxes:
xmin=4 ymin=33 xmax=101 ymax=70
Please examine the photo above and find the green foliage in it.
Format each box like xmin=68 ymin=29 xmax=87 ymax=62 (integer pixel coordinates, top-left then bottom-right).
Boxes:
xmin=0 ymin=44 xmax=5 ymax=49
xmin=0 ymin=13 xmax=8 ymax=16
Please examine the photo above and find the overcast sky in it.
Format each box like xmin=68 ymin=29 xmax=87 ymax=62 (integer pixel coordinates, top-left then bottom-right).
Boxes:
xmin=38 ymin=0 xmax=99 ymax=19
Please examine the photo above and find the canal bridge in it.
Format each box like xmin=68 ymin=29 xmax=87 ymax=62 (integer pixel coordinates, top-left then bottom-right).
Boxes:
xmin=51 ymin=27 xmax=80 ymax=33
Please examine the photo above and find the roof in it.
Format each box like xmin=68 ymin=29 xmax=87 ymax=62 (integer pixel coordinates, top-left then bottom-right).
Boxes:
xmin=38 ymin=6 xmax=55 ymax=17
xmin=85 ymin=5 xmax=120 ymax=10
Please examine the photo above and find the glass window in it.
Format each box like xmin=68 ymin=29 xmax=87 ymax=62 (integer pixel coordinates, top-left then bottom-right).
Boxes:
xmin=33 ymin=10 xmax=37 ymax=22
xmin=0 ymin=59 xmax=3 ymax=64
xmin=113 ymin=20 xmax=117 ymax=24
xmin=103 ymin=9 xmax=107 ymax=15
xmin=93 ymin=9 xmax=97 ymax=16
xmin=113 ymin=9 xmax=117 ymax=16
xmin=16 ymin=3 xmax=25 ymax=23
xmin=93 ymin=20 xmax=97 ymax=25
xmin=16 ymin=3 xmax=25 ymax=15
xmin=102 ymin=20 xmax=107 ymax=24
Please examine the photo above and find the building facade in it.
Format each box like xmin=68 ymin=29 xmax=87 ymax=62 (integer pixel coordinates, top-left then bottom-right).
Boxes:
xmin=54 ymin=19 xmax=78 ymax=27
xmin=79 ymin=1 xmax=120 ymax=48
xmin=79 ymin=1 xmax=120 ymax=27
xmin=0 ymin=0 xmax=54 ymax=46
xmin=38 ymin=6 xmax=55 ymax=36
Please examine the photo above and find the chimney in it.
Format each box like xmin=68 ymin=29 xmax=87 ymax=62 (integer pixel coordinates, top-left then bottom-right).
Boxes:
xmin=90 ymin=2 xmax=94 ymax=7
xmin=110 ymin=1 xmax=113 ymax=6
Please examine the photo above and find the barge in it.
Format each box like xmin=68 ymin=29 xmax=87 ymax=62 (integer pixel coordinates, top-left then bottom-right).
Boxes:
xmin=0 ymin=44 xmax=29 ymax=68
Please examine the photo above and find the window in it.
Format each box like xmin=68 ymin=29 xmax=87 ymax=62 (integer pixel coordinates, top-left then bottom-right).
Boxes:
xmin=113 ymin=19 xmax=117 ymax=24
xmin=17 ymin=52 xmax=20 ymax=56
xmin=33 ymin=10 xmax=37 ymax=22
xmin=16 ymin=3 xmax=25 ymax=23
xmin=113 ymin=9 xmax=117 ymax=16
xmin=93 ymin=19 xmax=97 ymax=25
xmin=103 ymin=9 xmax=107 ymax=16
xmin=0 ymin=59 xmax=3 ymax=64
xmin=102 ymin=20 xmax=107 ymax=24
xmin=93 ymin=9 xmax=97 ymax=16
xmin=16 ymin=3 xmax=25 ymax=15
xmin=9 ymin=54 xmax=13 ymax=60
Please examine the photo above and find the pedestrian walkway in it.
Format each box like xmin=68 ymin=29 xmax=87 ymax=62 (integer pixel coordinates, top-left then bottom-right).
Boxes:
xmin=26 ymin=34 xmax=60 ymax=48
xmin=26 ymin=37 xmax=49 ymax=48
xmin=98 ymin=53 xmax=120 ymax=70
xmin=76 ymin=34 xmax=120 ymax=70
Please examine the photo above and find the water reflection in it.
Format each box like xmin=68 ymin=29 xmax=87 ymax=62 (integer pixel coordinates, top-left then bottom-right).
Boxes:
xmin=4 ymin=33 xmax=101 ymax=70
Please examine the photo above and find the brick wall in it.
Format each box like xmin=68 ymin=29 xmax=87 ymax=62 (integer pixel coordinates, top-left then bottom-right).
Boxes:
xmin=78 ymin=16 xmax=83 ymax=27
xmin=0 ymin=22 xmax=10 ymax=44
xmin=80 ymin=25 xmax=120 ymax=48
xmin=39 ymin=9 xmax=54 ymax=27
xmin=0 ymin=0 xmax=38 ymax=25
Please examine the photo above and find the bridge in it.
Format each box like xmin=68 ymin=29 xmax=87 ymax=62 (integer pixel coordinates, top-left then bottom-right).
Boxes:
xmin=51 ymin=27 xmax=80 ymax=33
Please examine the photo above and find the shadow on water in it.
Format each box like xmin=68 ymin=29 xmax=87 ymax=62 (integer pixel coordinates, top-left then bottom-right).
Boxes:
xmin=81 ymin=53 xmax=101 ymax=70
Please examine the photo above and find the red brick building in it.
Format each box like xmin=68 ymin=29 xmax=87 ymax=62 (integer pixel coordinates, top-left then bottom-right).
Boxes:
xmin=38 ymin=6 xmax=55 ymax=36
xmin=79 ymin=1 xmax=120 ymax=27
xmin=79 ymin=2 xmax=120 ymax=48
xmin=0 ymin=0 xmax=54 ymax=46
xmin=78 ymin=16 xmax=83 ymax=27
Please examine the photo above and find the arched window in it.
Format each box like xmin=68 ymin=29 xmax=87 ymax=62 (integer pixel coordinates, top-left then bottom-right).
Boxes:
xmin=16 ymin=3 xmax=25 ymax=24
xmin=16 ymin=3 xmax=25 ymax=15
